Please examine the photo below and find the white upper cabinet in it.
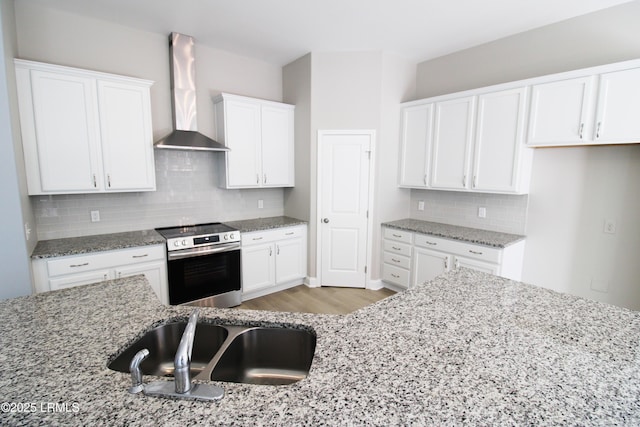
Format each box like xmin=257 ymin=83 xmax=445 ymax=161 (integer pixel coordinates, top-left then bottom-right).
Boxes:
xmin=526 ymin=62 xmax=640 ymax=147
xmin=15 ymin=59 xmax=155 ymax=195
xmin=472 ymin=87 xmax=531 ymax=193
xmin=594 ymin=67 xmax=640 ymax=143
xmin=430 ymin=96 xmax=476 ymax=190
xmin=398 ymin=104 xmax=433 ymax=188
xmin=97 ymin=80 xmax=155 ymax=191
xmin=527 ymin=76 xmax=596 ymax=146
xmin=401 ymin=89 xmax=532 ymax=194
xmin=214 ymin=93 xmax=294 ymax=189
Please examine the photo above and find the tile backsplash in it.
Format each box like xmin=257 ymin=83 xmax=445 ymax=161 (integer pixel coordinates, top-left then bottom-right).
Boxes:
xmin=33 ymin=150 xmax=284 ymax=240
xmin=410 ymin=190 xmax=528 ymax=235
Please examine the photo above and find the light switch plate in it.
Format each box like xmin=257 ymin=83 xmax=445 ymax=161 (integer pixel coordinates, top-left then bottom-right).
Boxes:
xmin=417 ymin=201 xmax=425 ymax=211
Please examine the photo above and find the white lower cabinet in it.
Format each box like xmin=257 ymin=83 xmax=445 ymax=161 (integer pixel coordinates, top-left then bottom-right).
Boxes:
xmin=32 ymin=245 xmax=168 ymax=304
xmin=241 ymin=225 xmax=307 ymax=300
xmin=382 ymin=227 xmax=525 ymax=289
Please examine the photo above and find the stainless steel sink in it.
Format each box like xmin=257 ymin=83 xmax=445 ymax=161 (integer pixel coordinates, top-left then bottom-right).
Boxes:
xmin=209 ymin=327 xmax=316 ymax=385
xmin=108 ymin=322 xmax=316 ymax=386
xmin=108 ymin=322 xmax=228 ymax=377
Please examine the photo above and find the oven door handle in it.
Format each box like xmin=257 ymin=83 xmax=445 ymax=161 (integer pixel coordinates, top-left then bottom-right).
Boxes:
xmin=167 ymin=243 xmax=241 ymax=261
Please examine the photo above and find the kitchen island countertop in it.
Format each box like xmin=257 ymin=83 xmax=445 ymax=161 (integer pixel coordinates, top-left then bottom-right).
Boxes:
xmin=1 ymin=269 xmax=639 ymax=425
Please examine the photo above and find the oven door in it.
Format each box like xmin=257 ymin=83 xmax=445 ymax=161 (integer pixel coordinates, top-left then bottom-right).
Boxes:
xmin=166 ymin=243 xmax=241 ymax=305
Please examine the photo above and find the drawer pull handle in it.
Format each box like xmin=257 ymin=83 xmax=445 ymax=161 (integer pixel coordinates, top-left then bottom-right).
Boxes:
xmin=469 ymin=250 xmax=483 ymax=255
xmin=391 ymin=273 xmax=400 ymax=278
xmin=285 ymin=232 xmax=294 ymax=235
xmin=392 ymin=246 xmax=402 ymax=250
xmin=392 ymin=233 xmax=402 ymax=238
xmin=70 ymin=263 xmax=89 ymax=268
xmin=132 ymin=254 xmax=149 ymax=259
xmin=425 ymin=241 xmax=437 ymax=246
xmin=253 ymin=237 xmax=263 ymax=241
xmin=391 ymin=258 xmax=401 ymax=263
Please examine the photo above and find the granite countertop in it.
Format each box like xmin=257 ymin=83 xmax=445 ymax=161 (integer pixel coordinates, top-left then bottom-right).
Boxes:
xmin=31 ymin=230 xmax=166 ymax=259
xmin=30 ymin=217 xmax=307 ymax=259
xmin=224 ymin=215 xmax=307 ymax=233
xmin=1 ymin=269 xmax=639 ymax=425
xmin=383 ymin=218 xmax=525 ymax=248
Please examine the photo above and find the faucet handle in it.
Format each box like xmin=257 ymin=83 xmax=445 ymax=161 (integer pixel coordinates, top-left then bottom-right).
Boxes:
xmin=129 ymin=348 xmax=150 ymax=394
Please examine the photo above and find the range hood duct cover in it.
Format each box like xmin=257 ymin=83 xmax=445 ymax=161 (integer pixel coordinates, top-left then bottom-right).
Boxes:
xmin=155 ymin=32 xmax=228 ymax=151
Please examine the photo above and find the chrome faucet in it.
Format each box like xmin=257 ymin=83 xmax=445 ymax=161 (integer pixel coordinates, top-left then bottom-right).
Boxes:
xmin=174 ymin=309 xmax=199 ymax=394
xmin=128 ymin=309 xmax=224 ymax=401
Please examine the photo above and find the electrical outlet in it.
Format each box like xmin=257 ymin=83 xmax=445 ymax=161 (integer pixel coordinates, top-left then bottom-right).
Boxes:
xmin=258 ymin=200 xmax=264 ymax=209
xmin=604 ymin=219 xmax=617 ymax=234
xmin=90 ymin=210 xmax=100 ymax=222
xmin=24 ymin=223 xmax=31 ymax=241
xmin=417 ymin=200 xmax=425 ymax=211
xmin=478 ymin=207 xmax=487 ymax=218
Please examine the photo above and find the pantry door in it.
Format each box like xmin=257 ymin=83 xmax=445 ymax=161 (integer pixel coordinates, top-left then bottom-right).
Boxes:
xmin=318 ymin=130 xmax=375 ymax=288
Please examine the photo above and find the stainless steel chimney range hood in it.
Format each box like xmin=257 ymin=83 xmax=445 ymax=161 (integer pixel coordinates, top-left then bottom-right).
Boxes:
xmin=155 ymin=32 xmax=228 ymax=152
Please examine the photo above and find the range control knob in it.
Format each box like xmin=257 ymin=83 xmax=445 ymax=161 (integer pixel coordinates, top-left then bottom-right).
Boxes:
xmin=229 ymin=233 xmax=235 ymax=240
xmin=181 ymin=239 xmax=187 ymax=246
xmin=173 ymin=241 xmax=180 ymax=247
xmin=223 ymin=234 xmax=229 ymax=240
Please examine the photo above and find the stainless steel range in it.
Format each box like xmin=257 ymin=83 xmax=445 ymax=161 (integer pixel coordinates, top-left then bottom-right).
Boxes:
xmin=155 ymin=223 xmax=241 ymax=307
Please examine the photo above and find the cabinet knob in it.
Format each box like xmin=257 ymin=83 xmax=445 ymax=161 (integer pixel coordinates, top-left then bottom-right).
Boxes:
xmin=322 ymin=218 xmax=330 ymax=224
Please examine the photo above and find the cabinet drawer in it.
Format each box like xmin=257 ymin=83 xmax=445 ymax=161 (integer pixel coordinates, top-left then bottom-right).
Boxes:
xmin=383 ymin=227 xmax=413 ymax=244
xmin=382 ymin=264 xmax=410 ymax=288
xmin=241 ymin=225 xmax=305 ymax=246
xmin=383 ymin=252 xmax=411 ymax=270
xmin=46 ymin=245 xmax=165 ymax=277
xmin=448 ymin=241 xmax=501 ymax=264
xmin=414 ymin=234 xmax=453 ymax=251
xmin=47 ymin=252 xmax=115 ymax=277
xmin=109 ymin=245 xmax=165 ymax=265
xmin=383 ymin=240 xmax=412 ymax=257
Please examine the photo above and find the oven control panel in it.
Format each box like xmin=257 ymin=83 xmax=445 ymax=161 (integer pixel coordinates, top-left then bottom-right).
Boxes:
xmin=166 ymin=232 xmax=240 ymax=251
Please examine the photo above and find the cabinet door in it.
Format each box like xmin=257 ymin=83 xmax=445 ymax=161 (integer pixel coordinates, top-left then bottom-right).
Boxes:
xmin=115 ymin=261 xmax=168 ymax=305
xmin=275 ymin=238 xmax=305 ymax=283
xmin=261 ymin=105 xmax=294 ymax=187
xmin=472 ymin=87 xmax=527 ymax=193
xmin=224 ymin=99 xmax=262 ymax=187
xmin=431 ymin=96 xmax=476 ymax=190
xmin=454 ymin=256 xmax=499 ymax=275
xmin=594 ymin=67 xmax=640 ymax=143
xmin=399 ymin=104 xmax=433 ymax=187
xmin=29 ymin=70 xmax=101 ymax=193
xmin=49 ymin=270 xmax=111 ymax=291
xmin=527 ymin=76 xmax=595 ymax=146
xmin=241 ymin=243 xmax=275 ymax=293
xmin=98 ymin=80 xmax=156 ymax=191
xmin=412 ymin=247 xmax=450 ymax=287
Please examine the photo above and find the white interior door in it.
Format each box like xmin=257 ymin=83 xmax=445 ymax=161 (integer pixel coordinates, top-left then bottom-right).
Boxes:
xmin=318 ymin=130 xmax=373 ymax=288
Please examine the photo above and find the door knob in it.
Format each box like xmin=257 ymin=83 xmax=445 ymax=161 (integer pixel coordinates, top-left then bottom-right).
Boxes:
xmin=322 ymin=218 xmax=330 ymax=223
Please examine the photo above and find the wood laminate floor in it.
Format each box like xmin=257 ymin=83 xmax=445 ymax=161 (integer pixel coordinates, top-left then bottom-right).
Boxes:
xmin=236 ymin=285 xmax=396 ymax=315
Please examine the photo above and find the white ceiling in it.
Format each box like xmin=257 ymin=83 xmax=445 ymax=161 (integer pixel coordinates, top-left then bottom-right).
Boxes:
xmin=21 ymin=0 xmax=634 ymax=66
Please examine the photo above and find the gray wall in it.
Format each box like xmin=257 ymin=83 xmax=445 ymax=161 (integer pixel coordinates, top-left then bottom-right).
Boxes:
xmin=415 ymin=1 xmax=640 ymax=309
xmin=0 ymin=0 xmax=33 ymax=298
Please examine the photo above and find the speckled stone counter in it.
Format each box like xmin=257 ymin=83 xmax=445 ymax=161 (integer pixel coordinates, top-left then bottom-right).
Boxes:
xmin=1 ymin=270 xmax=639 ymax=425
xmin=383 ymin=218 xmax=524 ymax=248
xmin=224 ymin=215 xmax=307 ymax=233
xmin=31 ymin=230 xmax=165 ymax=259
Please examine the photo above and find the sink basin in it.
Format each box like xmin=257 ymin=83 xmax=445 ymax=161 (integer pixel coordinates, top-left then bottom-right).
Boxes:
xmin=209 ymin=327 xmax=316 ymax=385
xmin=108 ymin=322 xmax=228 ymax=377
xmin=108 ymin=321 xmax=316 ymax=386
